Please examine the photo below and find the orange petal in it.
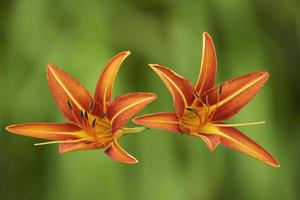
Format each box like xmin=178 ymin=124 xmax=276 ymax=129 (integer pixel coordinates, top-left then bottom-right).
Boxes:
xmin=196 ymin=123 xmax=279 ymax=167
xmin=94 ymin=51 xmax=131 ymax=112
xmin=46 ymin=64 xmax=93 ymax=123
xmin=193 ymin=134 xmax=220 ymax=151
xmin=195 ymin=32 xmax=217 ymax=95
xmin=105 ymin=141 xmax=138 ymax=164
xmin=149 ymin=64 xmax=194 ymax=117
xmin=59 ymin=142 xmax=102 ymax=153
xmin=107 ymin=93 xmax=156 ymax=133
xmin=207 ymin=72 xmax=269 ymax=121
xmin=133 ymin=112 xmax=181 ymax=132
xmin=6 ymin=123 xmax=83 ymax=140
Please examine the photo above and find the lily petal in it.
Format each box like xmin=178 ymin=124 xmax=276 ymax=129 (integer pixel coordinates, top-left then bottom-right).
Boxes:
xmin=149 ymin=64 xmax=194 ymax=117
xmin=105 ymin=141 xmax=138 ymax=164
xmin=207 ymin=72 xmax=269 ymax=121
xmin=196 ymin=123 xmax=279 ymax=167
xmin=195 ymin=32 xmax=217 ymax=95
xmin=133 ymin=112 xmax=181 ymax=132
xmin=59 ymin=142 xmax=101 ymax=153
xmin=6 ymin=123 xmax=84 ymax=140
xmin=46 ymin=64 xmax=93 ymax=123
xmin=193 ymin=134 xmax=220 ymax=151
xmin=107 ymin=93 xmax=156 ymax=133
xmin=94 ymin=51 xmax=131 ymax=112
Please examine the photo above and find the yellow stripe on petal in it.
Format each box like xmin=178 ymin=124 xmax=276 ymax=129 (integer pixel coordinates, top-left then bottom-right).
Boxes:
xmin=59 ymin=142 xmax=102 ymax=153
xmin=106 ymin=93 xmax=157 ymax=133
xmin=207 ymin=72 xmax=269 ymax=121
xmin=94 ymin=51 xmax=131 ymax=112
xmin=198 ymin=123 xmax=280 ymax=167
xmin=133 ymin=112 xmax=181 ymax=132
xmin=46 ymin=64 xmax=93 ymax=123
xmin=195 ymin=32 xmax=217 ymax=95
xmin=105 ymin=140 xmax=138 ymax=164
xmin=6 ymin=123 xmax=87 ymax=140
xmin=149 ymin=64 xmax=194 ymax=117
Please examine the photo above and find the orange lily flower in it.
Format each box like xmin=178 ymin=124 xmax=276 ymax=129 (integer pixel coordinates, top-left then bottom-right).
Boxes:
xmin=133 ymin=33 xmax=279 ymax=167
xmin=6 ymin=51 xmax=156 ymax=164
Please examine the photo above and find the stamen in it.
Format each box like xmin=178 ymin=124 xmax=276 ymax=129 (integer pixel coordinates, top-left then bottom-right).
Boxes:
xmin=186 ymin=107 xmax=198 ymax=115
xmin=218 ymin=84 xmax=223 ymax=95
xmin=89 ymin=100 xmax=95 ymax=113
xmin=89 ymin=117 xmax=98 ymax=137
xmin=83 ymin=110 xmax=96 ymax=136
xmin=209 ymin=84 xmax=223 ymax=121
xmin=205 ymin=95 xmax=210 ymax=114
xmin=196 ymin=92 xmax=207 ymax=107
xmin=34 ymin=137 xmax=94 ymax=146
xmin=67 ymin=100 xmax=73 ymax=111
xmin=98 ymin=113 xmax=106 ymax=120
xmin=84 ymin=110 xmax=89 ymax=121
xmin=193 ymin=91 xmax=200 ymax=99
xmin=123 ymin=127 xmax=147 ymax=134
xmin=214 ymin=121 xmax=266 ymax=127
xmin=66 ymin=99 xmax=82 ymax=126
xmin=92 ymin=118 xmax=97 ymax=128
xmin=79 ymin=109 xmax=88 ymax=130
xmin=80 ymin=110 xmax=85 ymax=120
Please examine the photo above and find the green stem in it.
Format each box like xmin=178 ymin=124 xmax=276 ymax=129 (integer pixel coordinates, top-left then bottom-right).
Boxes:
xmin=122 ymin=126 xmax=147 ymax=135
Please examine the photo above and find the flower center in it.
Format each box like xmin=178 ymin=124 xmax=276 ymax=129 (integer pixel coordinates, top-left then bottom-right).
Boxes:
xmin=180 ymin=85 xmax=225 ymax=133
xmin=180 ymin=103 xmax=210 ymax=133
xmin=179 ymin=85 xmax=224 ymax=134
xmin=67 ymin=99 xmax=115 ymax=145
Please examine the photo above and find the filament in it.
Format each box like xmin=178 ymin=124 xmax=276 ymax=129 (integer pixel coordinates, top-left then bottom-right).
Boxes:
xmin=67 ymin=100 xmax=83 ymax=127
xmin=34 ymin=137 xmax=94 ymax=146
xmin=89 ymin=100 xmax=95 ymax=113
xmin=208 ymin=85 xmax=223 ymax=121
xmin=214 ymin=121 xmax=266 ymax=127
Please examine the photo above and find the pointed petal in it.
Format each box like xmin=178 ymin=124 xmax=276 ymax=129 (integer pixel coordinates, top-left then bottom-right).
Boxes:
xmin=106 ymin=93 xmax=156 ymax=133
xmin=193 ymin=134 xmax=220 ymax=151
xmin=105 ymin=141 xmax=138 ymax=164
xmin=195 ymin=32 xmax=217 ymax=95
xmin=133 ymin=112 xmax=181 ymax=132
xmin=6 ymin=123 xmax=84 ymax=140
xmin=59 ymin=142 xmax=102 ymax=153
xmin=207 ymin=72 xmax=269 ymax=121
xmin=149 ymin=64 xmax=194 ymax=117
xmin=197 ymin=123 xmax=279 ymax=167
xmin=46 ymin=64 xmax=93 ymax=123
xmin=94 ymin=51 xmax=131 ymax=112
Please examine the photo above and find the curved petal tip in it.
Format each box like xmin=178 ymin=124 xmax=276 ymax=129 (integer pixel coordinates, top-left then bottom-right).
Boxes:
xmin=123 ymin=50 xmax=131 ymax=56
xmin=105 ymin=141 xmax=138 ymax=164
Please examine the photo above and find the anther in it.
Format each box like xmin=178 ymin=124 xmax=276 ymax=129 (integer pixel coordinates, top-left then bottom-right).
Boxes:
xmin=80 ymin=110 xmax=84 ymax=120
xmin=98 ymin=113 xmax=106 ymax=120
xmin=89 ymin=100 xmax=95 ymax=113
xmin=186 ymin=107 xmax=198 ymax=114
xmin=193 ymin=91 xmax=200 ymax=99
xmin=218 ymin=84 xmax=223 ymax=95
xmin=67 ymin=100 xmax=73 ymax=111
xmin=91 ymin=118 xmax=97 ymax=128
xmin=208 ymin=84 xmax=223 ymax=121
xmin=84 ymin=110 xmax=89 ymax=121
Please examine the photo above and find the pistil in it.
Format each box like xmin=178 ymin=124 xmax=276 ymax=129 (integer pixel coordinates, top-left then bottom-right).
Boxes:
xmin=214 ymin=121 xmax=266 ymax=127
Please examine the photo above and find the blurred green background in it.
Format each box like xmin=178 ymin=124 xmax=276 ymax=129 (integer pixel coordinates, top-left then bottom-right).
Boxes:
xmin=1 ymin=0 xmax=299 ymax=199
